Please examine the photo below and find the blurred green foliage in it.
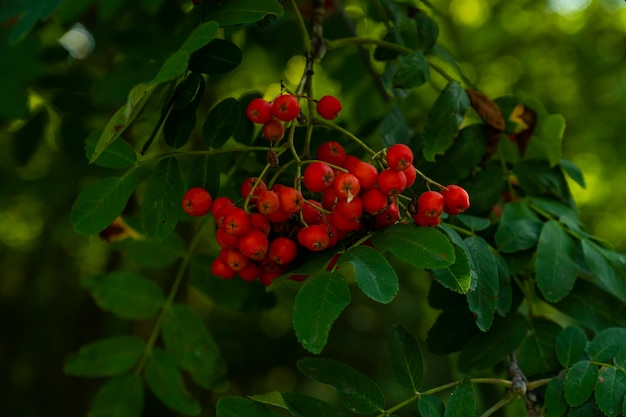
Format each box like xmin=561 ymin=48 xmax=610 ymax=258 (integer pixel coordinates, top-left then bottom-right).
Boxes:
xmin=1 ymin=0 xmax=626 ymax=416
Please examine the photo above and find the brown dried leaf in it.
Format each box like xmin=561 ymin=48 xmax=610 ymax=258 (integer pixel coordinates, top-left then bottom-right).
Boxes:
xmin=467 ymin=89 xmax=506 ymax=131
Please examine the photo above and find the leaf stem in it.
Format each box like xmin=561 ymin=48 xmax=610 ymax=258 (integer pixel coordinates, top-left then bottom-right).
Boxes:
xmin=479 ymin=392 xmax=516 ymax=417
xmin=133 ymin=218 xmax=209 ymax=374
xmin=313 ymin=118 xmax=377 ymax=156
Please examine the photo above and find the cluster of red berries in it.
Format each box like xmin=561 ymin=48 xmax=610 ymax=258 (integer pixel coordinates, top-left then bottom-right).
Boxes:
xmin=246 ymin=93 xmax=342 ymax=143
xmin=181 ymin=141 xmax=469 ymax=285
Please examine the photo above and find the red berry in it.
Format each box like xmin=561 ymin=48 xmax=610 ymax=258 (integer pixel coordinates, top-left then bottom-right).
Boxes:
xmin=441 ymin=185 xmax=470 ymax=215
xmin=403 ymin=164 xmax=417 ymax=188
xmin=211 ymin=196 xmax=234 ymax=219
xmin=303 ymin=161 xmax=335 ymax=193
xmin=349 ymin=161 xmax=378 ymax=190
xmin=262 ymin=119 xmax=285 ymax=142
xmin=250 ymin=212 xmax=271 ymax=235
xmin=272 ymin=94 xmax=300 ymax=121
xmin=362 ymin=188 xmax=388 ymax=214
xmin=212 ymin=257 xmax=236 ymax=279
xmin=256 ymin=190 xmax=280 ymax=215
xmin=246 ymin=98 xmax=273 ymax=124
xmin=331 ymin=211 xmax=360 ymax=232
xmin=260 ymin=270 xmax=282 ymax=286
xmin=333 ymin=172 xmax=361 ymax=201
xmin=377 ymin=168 xmax=407 ymax=196
xmin=418 ymin=191 xmax=445 ymax=218
xmin=326 ymin=223 xmax=344 ymax=248
xmin=301 ymin=199 xmax=324 ymax=225
xmin=221 ymin=248 xmax=250 ymax=272
xmin=182 ymin=187 xmax=213 ymax=217
xmin=413 ymin=211 xmax=441 ymax=227
xmin=265 ymin=209 xmax=291 ymax=223
xmin=317 ymin=141 xmax=347 ymax=167
xmin=216 ymin=227 xmax=240 ymax=249
xmin=238 ymin=263 xmax=261 ymax=282
xmin=238 ymin=229 xmax=269 ymax=261
xmin=334 ymin=196 xmax=363 ymax=220
xmin=223 ymin=208 xmax=251 ymax=237
xmin=268 ymin=237 xmax=298 ymax=265
xmin=374 ymin=200 xmax=399 ymax=228
xmin=298 ymin=224 xmax=330 ymax=251
xmin=241 ymin=177 xmax=267 ymax=200
xmin=342 ymin=155 xmax=361 ymax=172
xmin=316 ymin=95 xmax=342 ymax=120
xmin=276 ymin=186 xmax=304 ymax=214
xmin=321 ymin=187 xmax=338 ymax=211
xmin=386 ymin=144 xmax=414 ymax=171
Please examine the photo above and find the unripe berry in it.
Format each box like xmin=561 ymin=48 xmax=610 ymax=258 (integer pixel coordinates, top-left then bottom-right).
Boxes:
xmin=441 ymin=185 xmax=470 ymax=215
xmin=182 ymin=187 xmax=213 ymax=217
xmin=417 ymin=191 xmax=445 ymax=218
xmin=316 ymin=95 xmax=342 ymax=120
xmin=386 ymin=144 xmax=414 ymax=171
xmin=246 ymin=98 xmax=273 ymax=124
xmin=272 ymin=94 xmax=300 ymax=121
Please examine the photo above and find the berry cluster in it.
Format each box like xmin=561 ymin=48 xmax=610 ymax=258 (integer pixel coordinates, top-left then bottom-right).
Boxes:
xmin=181 ymin=141 xmax=470 ymax=286
xmin=246 ymin=93 xmax=342 ymax=143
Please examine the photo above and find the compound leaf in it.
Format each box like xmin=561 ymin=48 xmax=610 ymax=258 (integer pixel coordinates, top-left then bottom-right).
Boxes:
xmin=564 ymin=360 xmax=599 ymax=407
xmin=338 ymin=245 xmax=398 ymax=304
xmin=64 ymin=335 xmax=144 ymax=377
xmin=388 ymin=325 xmax=424 ymax=392
xmin=535 ymin=220 xmax=578 ymax=302
xmin=88 ymin=373 xmax=143 ymax=417
xmin=556 ymin=326 xmax=587 ymax=368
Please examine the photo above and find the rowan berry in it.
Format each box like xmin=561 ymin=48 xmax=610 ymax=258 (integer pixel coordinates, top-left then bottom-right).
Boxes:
xmin=413 ymin=211 xmax=441 ymax=227
xmin=301 ymin=199 xmax=324 ymax=225
xmin=374 ymin=200 xmax=399 ymax=228
xmin=250 ymin=212 xmax=271 ymax=235
xmin=238 ymin=229 xmax=269 ymax=261
xmin=238 ymin=263 xmax=261 ymax=282
xmin=246 ymin=98 xmax=273 ymax=124
xmin=331 ymin=211 xmax=360 ymax=232
xmin=403 ymin=164 xmax=417 ymax=188
xmin=182 ymin=187 xmax=213 ymax=217
xmin=377 ymin=168 xmax=407 ymax=196
xmin=316 ymin=95 xmax=342 ymax=120
xmin=321 ymin=187 xmax=338 ymax=211
xmin=303 ymin=161 xmax=335 ymax=193
xmin=222 ymin=207 xmax=251 ymax=237
xmin=268 ymin=237 xmax=298 ymax=265
xmin=317 ymin=141 xmax=347 ymax=167
xmin=334 ymin=196 xmax=363 ymax=220
xmin=241 ymin=177 xmax=267 ymax=200
xmin=298 ymin=224 xmax=330 ymax=251
xmin=262 ymin=119 xmax=285 ymax=142
xmin=211 ymin=196 xmax=234 ymax=219
xmin=276 ymin=186 xmax=304 ymax=214
xmin=417 ymin=191 xmax=445 ymax=218
xmin=349 ymin=161 xmax=378 ymax=190
xmin=260 ymin=270 xmax=282 ymax=286
xmin=362 ymin=188 xmax=388 ymax=214
xmin=333 ymin=172 xmax=361 ymax=201
xmin=342 ymin=155 xmax=361 ymax=172
xmin=272 ymin=94 xmax=300 ymax=121
xmin=441 ymin=185 xmax=470 ymax=215
xmin=386 ymin=144 xmax=414 ymax=171
xmin=212 ymin=257 xmax=236 ymax=279
xmin=256 ymin=190 xmax=280 ymax=215
xmin=265 ymin=209 xmax=291 ymax=223
xmin=221 ymin=248 xmax=250 ymax=272
xmin=216 ymin=227 xmax=240 ymax=249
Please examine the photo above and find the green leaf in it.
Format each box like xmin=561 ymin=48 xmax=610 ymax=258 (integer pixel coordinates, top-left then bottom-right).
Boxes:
xmin=371 ymin=224 xmax=455 ymax=269
xmin=281 ymin=392 xmax=347 ymax=417
xmin=189 ymin=39 xmax=242 ymax=75
xmin=144 ymin=348 xmax=201 ymax=416
xmin=90 ymin=83 xmax=155 ymax=163
xmin=249 ymin=391 xmax=288 ymax=409
xmin=458 ymin=315 xmax=528 ymax=372
xmin=464 ymin=236 xmax=499 ymax=331
xmin=560 ymin=158 xmax=586 ymax=188
xmin=64 ymin=335 xmax=144 ymax=377
xmin=443 ymin=379 xmax=475 ymax=417
xmin=513 ymin=158 xmax=573 ymax=202
xmin=456 ymin=214 xmax=491 ymax=231
xmin=432 ymin=245 xmax=472 ymax=294
xmin=204 ymin=0 xmax=285 ymax=27
xmin=173 ymin=72 xmax=205 ymax=110
xmin=582 ymin=239 xmax=626 ymax=302
xmin=422 ymin=81 xmax=470 ymax=161
xmin=616 ymin=345 xmax=626 ymax=368
xmin=203 ymin=97 xmax=240 ymax=148
xmin=188 ymin=155 xmax=221 ymax=198
xmin=337 ymin=245 xmax=398 ymax=304
xmin=293 ymin=272 xmax=351 ymax=354
xmin=415 ymin=11 xmax=439 ymax=52
xmin=496 ymin=254 xmax=512 ymax=316
xmin=568 ymin=399 xmax=603 ymax=417
xmin=379 ymin=103 xmax=410 ymax=147
xmin=88 ymin=374 xmax=143 ymax=417
xmin=517 ymin=318 xmax=561 ymax=377
xmin=150 ymin=50 xmax=190 ymax=86
xmin=84 ymin=131 xmax=137 ymax=169
xmin=545 ymin=376 xmax=568 ymax=417
xmin=164 ymin=75 xmax=204 ymax=149
xmin=556 ymin=326 xmax=587 ymax=368
xmin=217 ymin=396 xmax=284 ymax=417
xmin=417 ymin=396 xmax=444 ymax=417
xmin=297 ymin=358 xmax=385 ymax=414
xmin=179 ymin=21 xmax=219 ymax=54
xmin=162 ymin=303 xmax=227 ymax=391
xmin=564 ymin=360 xmax=599 ymax=407
xmin=427 ymin=306 xmax=480 ymax=354
xmin=393 ymin=51 xmax=430 ymax=89
xmin=113 ymin=232 xmax=186 ymax=269
xmin=71 ymin=172 xmax=138 ymax=235
xmin=588 ymin=327 xmax=626 ymax=362
xmin=8 ymin=0 xmax=63 ymax=45
xmin=81 ymin=272 xmax=165 ymax=319
xmin=595 ymin=367 xmax=626 ymax=417
xmin=524 ymin=113 xmax=566 ymax=167
xmin=141 ymin=156 xmax=185 ymax=241
xmin=495 ymin=219 xmax=542 ymax=253
xmin=535 ymin=220 xmax=578 ymax=302
xmin=388 ymin=325 xmax=424 ymax=392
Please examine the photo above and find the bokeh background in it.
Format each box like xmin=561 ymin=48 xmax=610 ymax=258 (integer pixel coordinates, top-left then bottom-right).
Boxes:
xmin=1 ymin=0 xmax=625 ymax=416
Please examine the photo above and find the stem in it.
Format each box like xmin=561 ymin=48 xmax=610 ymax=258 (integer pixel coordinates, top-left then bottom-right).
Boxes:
xmin=415 ymin=167 xmax=447 ymax=189
xmin=479 ymin=392 xmax=516 ymax=417
xmin=428 ymin=61 xmax=455 ymax=83
xmin=288 ymin=0 xmax=311 ymax=54
xmin=133 ymin=218 xmax=209 ymax=374
xmin=313 ymin=118 xmax=377 ymax=156
xmin=326 ymin=36 xmax=411 ymax=54
xmin=445 ymin=222 xmax=474 ymax=237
